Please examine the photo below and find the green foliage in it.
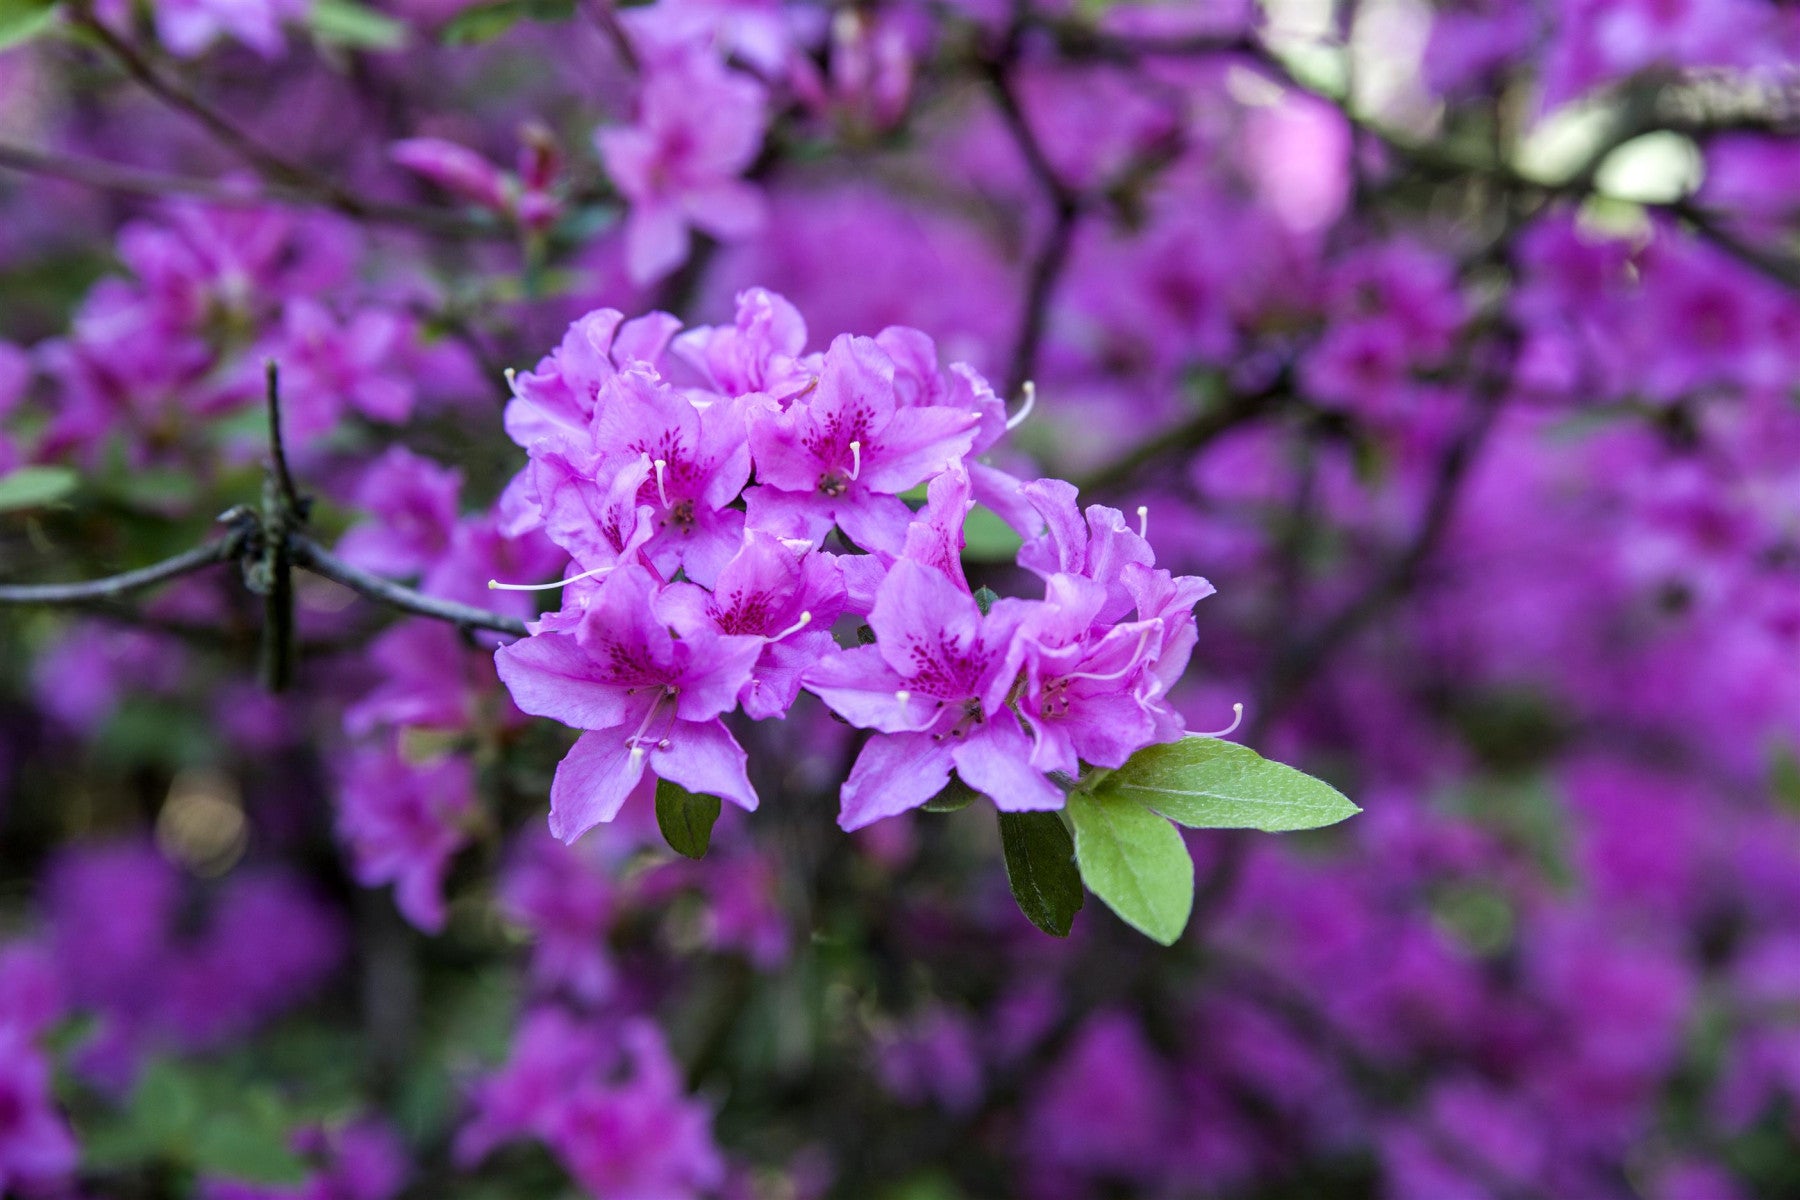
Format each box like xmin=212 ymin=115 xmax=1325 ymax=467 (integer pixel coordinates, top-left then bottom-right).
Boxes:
xmin=81 ymin=1059 xmax=307 ymax=1185
xmin=0 ymin=464 xmax=76 ymax=512
xmin=1091 ymin=736 xmax=1360 ymax=833
xmin=971 ymin=586 xmax=998 ymax=616
xmin=1066 ymin=787 xmax=1193 ymax=945
xmin=961 ymin=505 xmax=1023 ymax=562
xmin=439 ymin=0 xmax=573 ymax=45
xmin=308 ymin=0 xmax=409 ymax=48
xmin=0 ymin=0 xmax=56 ymax=51
xmin=656 ymin=778 xmax=722 ymax=860
xmin=998 ymin=810 xmax=1083 ymax=937
xmin=922 ymin=773 xmax=978 ymax=812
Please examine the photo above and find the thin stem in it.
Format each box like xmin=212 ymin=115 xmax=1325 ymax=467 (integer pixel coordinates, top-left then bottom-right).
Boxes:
xmin=69 ymin=10 xmax=502 ymax=239
xmin=265 ymin=361 xmax=301 ymax=514
xmin=983 ymin=41 xmax=1082 ymax=399
xmin=0 ymin=538 xmax=241 ymax=605
xmin=290 ymin=535 xmax=530 ymax=637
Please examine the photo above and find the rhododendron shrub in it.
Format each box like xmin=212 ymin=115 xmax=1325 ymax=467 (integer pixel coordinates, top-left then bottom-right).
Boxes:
xmin=2 ymin=0 xmax=1800 ymax=1196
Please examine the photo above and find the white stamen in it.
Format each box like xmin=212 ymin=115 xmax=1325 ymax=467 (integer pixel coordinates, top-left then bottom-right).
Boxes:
xmin=767 ymin=611 xmax=813 ymax=642
xmin=848 ymin=441 xmax=863 ymax=481
xmin=1064 ymin=626 xmax=1156 ymax=684
xmin=504 ymin=367 xmax=518 ymax=391
xmin=652 ymin=459 xmax=670 ymax=508
xmin=625 ymin=696 xmax=666 ymax=758
xmin=1190 ymin=703 xmax=1245 ymax=739
xmin=895 ymin=690 xmax=911 ymax=703
xmin=1007 ymin=380 xmax=1037 ymax=431
xmin=489 ymin=563 xmax=615 ymax=591
xmin=1137 ymin=505 xmax=1149 ymax=540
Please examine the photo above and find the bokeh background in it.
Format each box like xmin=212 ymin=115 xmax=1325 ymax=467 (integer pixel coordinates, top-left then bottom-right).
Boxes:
xmin=3 ymin=0 xmax=1800 ymax=1197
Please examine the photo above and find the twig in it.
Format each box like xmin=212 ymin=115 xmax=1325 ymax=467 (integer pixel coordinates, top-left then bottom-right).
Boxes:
xmin=290 ymin=535 xmax=529 ymax=637
xmin=68 ymin=11 xmax=503 ymax=239
xmin=1074 ymin=372 xmax=1289 ymax=493
xmin=982 ymin=40 xmax=1082 ymax=399
xmin=257 ymin=364 xmax=302 ymax=691
xmin=0 ymin=538 xmax=242 ymax=605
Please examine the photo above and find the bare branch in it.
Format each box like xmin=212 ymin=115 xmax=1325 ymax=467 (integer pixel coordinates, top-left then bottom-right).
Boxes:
xmin=0 ymin=538 xmax=242 ymax=605
xmin=290 ymin=535 xmax=529 ymax=637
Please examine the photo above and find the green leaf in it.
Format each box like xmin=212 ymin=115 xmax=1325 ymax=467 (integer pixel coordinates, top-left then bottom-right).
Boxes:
xmin=962 ymin=505 xmax=1023 ymax=562
xmin=1095 ymin=737 xmax=1360 ymax=833
xmin=308 ymin=0 xmax=408 ymax=49
xmin=439 ymin=0 xmax=524 ymax=42
xmin=1067 ymin=788 xmax=1192 ymax=945
xmin=438 ymin=0 xmax=571 ymax=42
xmin=998 ymin=810 xmax=1083 ymax=937
xmin=0 ymin=464 xmax=76 ymax=512
xmin=655 ymin=778 xmax=721 ymax=860
xmin=972 ymin=586 xmax=999 ymax=616
xmin=189 ymin=1103 xmax=306 ymax=1185
xmin=922 ymin=773 xmax=977 ymax=813
xmin=0 ymin=0 xmax=57 ymax=51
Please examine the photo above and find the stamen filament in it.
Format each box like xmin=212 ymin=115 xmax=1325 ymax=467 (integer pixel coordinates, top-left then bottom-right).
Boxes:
xmin=652 ymin=459 xmax=670 ymax=508
xmin=767 ymin=611 xmax=813 ymax=642
xmin=1063 ymin=626 xmax=1156 ymax=684
xmin=489 ymin=562 xmax=615 ymax=591
xmin=1007 ymin=380 xmax=1037 ymax=431
xmin=1190 ymin=702 xmax=1245 ymax=739
xmin=848 ymin=441 xmax=863 ymax=481
xmin=1137 ymin=505 xmax=1149 ymax=540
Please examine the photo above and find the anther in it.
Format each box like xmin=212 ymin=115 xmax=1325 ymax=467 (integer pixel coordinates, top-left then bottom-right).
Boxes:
xmin=848 ymin=441 xmax=863 ymax=481
xmin=489 ymin=562 xmax=615 ymax=591
xmin=653 ymin=459 xmax=670 ymax=508
xmin=1007 ymin=380 xmax=1037 ymax=431
xmin=895 ymin=690 xmax=911 ymax=703
xmin=1137 ymin=505 xmax=1149 ymax=540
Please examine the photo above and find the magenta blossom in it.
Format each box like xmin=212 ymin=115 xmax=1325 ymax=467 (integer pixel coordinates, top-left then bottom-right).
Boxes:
xmin=589 ymin=367 xmax=753 ymax=586
xmin=804 ymin=558 xmax=1060 ymax=829
xmin=658 ymin=530 xmax=848 ymax=719
xmin=494 ymin=565 xmax=764 ymax=843
xmin=747 ymin=334 xmax=980 ymax=554
xmin=336 ymin=745 xmax=476 ymax=934
xmin=597 ymin=49 xmax=770 ymax=284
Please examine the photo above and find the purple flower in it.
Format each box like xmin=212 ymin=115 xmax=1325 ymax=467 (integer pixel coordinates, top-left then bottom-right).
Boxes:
xmin=597 ymin=49 xmax=769 ymax=284
xmin=548 ymin=1021 xmax=724 ymax=1200
xmin=336 ymin=446 xmax=463 ymax=578
xmin=747 ymin=334 xmax=980 ymax=554
xmin=673 ymin=286 xmax=814 ymax=397
xmin=0 ymin=1026 xmax=77 ymax=1197
xmin=589 ymin=367 xmax=753 ymax=585
xmin=504 ymin=308 xmax=684 ymax=453
xmin=274 ymin=301 xmax=418 ymax=440
xmin=337 ymin=745 xmax=476 ymax=933
xmin=804 ymin=558 xmax=1059 ymax=829
xmin=494 ymin=564 xmax=764 ymax=843
xmin=657 ymin=530 xmax=847 ymax=719
xmin=455 ymin=1007 xmax=609 ymax=1166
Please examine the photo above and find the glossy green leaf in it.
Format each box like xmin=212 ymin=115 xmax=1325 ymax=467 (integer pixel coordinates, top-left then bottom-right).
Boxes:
xmin=1067 ymin=788 xmax=1192 ymax=945
xmin=656 ymin=778 xmax=721 ymax=860
xmin=998 ymin=810 xmax=1083 ymax=937
xmin=1097 ymin=737 xmax=1360 ymax=833
xmin=0 ymin=464 xmax=76 ymax=512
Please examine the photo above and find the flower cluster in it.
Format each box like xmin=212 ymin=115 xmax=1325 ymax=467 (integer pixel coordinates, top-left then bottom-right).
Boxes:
xmin=491 ymin=289 xmax=1211 ymax=842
